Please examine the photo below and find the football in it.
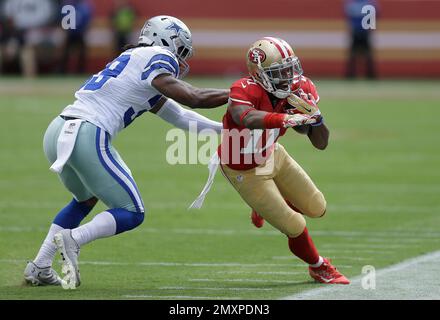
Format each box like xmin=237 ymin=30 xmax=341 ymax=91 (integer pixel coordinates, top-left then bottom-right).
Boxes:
xmin=286 ymin=93 xmax=319 ymax=116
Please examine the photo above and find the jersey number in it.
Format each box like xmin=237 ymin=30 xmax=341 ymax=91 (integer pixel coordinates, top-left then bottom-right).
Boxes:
xmin=123 ymin=108 xmax=148 ymax=128
xmin=123 ymin=94 xmax=162 ymax=128
xmin=241 ymin=129 xmax=280 ymax=154
xmin=82 ymin=54 xmax=131 ymax=91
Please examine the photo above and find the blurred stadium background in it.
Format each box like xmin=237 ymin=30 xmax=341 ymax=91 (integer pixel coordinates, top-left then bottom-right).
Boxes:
xmin=1 ymin=0 xmax=440 ymax=78
xmin=1 ymin=0 xmax=439 ymax=300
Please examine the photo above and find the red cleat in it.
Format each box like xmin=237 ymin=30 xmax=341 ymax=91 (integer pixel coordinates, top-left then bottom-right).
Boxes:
xmin=309 ymin=258 xmax=350 ymax=285
xmin=251 ymin=210 xmax=265 ymax=228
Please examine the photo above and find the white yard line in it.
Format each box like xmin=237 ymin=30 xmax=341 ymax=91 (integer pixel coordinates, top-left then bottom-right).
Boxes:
xmin=311 ymin=230 xmax=440 ymax=239
xmin=283 ymin=250 xmax=440 ymax=300
xmin=2 ymin=201 xmax=439 ymax=219
xmin=358 ymin=238 xmax=426 ymax=244
xmin=3 ymin=259 xmax=352 ymax=269
xmin=160 ymin=286 xmax=273 ymax=291
xmin=189 ymin=278 xmax=305 ymax=284
xmin=216 ymin=271 xmax=304 ymax=275
xmin=136 ymin=262 xmax=296 ymax=268
xmin=0 ymin=259 xmax=296 ymax=268
xmin=319 ymin=249 xmax=394 ymax=254
xmin=319 ymin=256 xmax=387 ymax=261
xmin=322 ymin=182 xmax=440 ymax=194
xmin=320 ymin=243 xmax=408 ymax=249
xmin=272 ymin=256 xmax=373 ymax=262
xmin=327 ymin=204 xmax=440 ymax=214
xmin=2 ymin=226 xmax=439 ymax=240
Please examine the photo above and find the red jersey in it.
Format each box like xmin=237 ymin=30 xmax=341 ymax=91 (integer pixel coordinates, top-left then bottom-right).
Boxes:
xmin=218 ymin=76 xmax=319 ymax=171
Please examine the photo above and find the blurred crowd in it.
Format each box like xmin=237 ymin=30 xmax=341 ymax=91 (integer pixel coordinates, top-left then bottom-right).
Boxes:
xmin=0 ymin=0 xmax=137 ymax=77
xmin=1 ymin=0 xmax=377 ymax=78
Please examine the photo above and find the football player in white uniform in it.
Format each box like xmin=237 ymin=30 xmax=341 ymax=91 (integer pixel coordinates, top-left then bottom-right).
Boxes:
xmin=24 ymin=15 xmax=229 ymax=289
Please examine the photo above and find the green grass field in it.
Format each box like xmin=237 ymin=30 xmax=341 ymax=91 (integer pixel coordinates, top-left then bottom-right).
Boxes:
xmin=0 ymin=77 xmax=439 ymax=299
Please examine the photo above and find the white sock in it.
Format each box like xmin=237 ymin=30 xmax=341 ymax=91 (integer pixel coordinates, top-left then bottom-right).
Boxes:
xmin=310 ymin=256 xmax=324 ymax=268
xmin=71 ymin=211 xmax=117 ymax=246
xmin=33 ymin=223 xmax=63 ymax=268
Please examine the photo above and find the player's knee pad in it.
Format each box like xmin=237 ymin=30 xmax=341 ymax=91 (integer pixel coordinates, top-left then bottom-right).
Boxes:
xmin=306 ymin=191 xmax=327 ymax=218
xmin=107 ymin=208 xmax=145 ymax=234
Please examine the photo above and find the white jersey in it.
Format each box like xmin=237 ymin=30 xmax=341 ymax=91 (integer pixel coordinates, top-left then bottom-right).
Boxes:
xmin=61 ymin=46 xmax=180 ymax=136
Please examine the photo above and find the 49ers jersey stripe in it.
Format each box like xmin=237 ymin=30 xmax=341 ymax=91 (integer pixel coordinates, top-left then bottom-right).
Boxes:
xmin=230 ymin=97 xmax=254 ymax=106
xmin=264 ymin=37 xmax=288 ymax=58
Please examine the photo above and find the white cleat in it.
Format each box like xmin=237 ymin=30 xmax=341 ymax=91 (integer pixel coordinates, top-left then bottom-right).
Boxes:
xmin=24 ymin=261 xmax=62 ymax=286
xmin=53 ymin=229 xmax=81 ymax=289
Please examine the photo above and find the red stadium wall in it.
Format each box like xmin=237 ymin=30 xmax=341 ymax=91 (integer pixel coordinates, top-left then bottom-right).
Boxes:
xmin=85 ymin=0 xmax=440 ymax=78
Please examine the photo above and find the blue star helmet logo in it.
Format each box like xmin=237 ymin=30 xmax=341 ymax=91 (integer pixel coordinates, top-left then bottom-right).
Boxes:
xmin=166 ymin=22 xmax=183 ymax=35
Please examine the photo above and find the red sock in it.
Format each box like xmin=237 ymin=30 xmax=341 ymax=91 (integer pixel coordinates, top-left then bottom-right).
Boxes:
xmin=288 ymin=227 xmax=320 ymax=265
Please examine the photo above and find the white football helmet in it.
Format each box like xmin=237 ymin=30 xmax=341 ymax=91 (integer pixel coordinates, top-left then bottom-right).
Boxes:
xmin=138 ymin=16 xmax=193 ymax=78
xmin=138 ymin=15 xmax=193 ymax=78
xmin=246 ymin=37 xmax=303 ymax=99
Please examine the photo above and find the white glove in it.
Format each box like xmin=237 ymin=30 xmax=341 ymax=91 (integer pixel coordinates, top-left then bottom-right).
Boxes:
xmin=283 ymin=113 xmax=317 ymax=128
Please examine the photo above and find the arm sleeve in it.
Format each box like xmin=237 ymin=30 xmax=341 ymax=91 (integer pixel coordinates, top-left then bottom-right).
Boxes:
xmin=155 ymin=99 xmax=223 ymax=134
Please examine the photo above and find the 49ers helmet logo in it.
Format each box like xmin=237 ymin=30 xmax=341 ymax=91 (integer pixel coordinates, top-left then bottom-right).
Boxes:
xmin=248 ymin=48 xmax=266 ymax=64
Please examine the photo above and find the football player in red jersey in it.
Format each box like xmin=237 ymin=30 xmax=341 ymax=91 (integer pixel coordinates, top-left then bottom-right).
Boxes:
xmin=218 ymin=37 xmax=350 ymax=284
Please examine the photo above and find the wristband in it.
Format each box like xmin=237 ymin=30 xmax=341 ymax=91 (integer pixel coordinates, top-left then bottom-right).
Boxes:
xmin=263 ymin=113 xmax=286 ymax=128
xmin=311 ymin=116 xmax=324 ymax=127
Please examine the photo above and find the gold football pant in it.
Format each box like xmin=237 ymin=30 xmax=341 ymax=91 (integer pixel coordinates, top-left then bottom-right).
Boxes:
xmin=220 ymin=144 xmax=326 ymax=238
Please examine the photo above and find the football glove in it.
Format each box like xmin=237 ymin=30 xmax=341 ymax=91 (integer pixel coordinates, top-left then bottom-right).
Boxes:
xmin=283 ymin=113 xmax=316 ymax=128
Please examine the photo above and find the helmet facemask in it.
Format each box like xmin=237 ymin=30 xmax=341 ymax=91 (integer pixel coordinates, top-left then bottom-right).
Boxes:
xmin=257 ymin=56 xmax=303 ymax=99
xmin=173 ymin=36 xmax=193 ymax=78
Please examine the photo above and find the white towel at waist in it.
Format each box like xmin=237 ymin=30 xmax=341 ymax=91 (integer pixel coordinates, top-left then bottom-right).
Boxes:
xmin=188 ymin=151 xmax=220 ymax=209
xmin=50 ymin=119 xmax=85 ymax=174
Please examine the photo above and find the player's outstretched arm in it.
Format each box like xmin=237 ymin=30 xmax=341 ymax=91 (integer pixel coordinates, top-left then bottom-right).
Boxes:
xmin=229 ymin=104 xmax=316 ymax=130
xmin=152 ymin=74 xmax=229 ymax=109
xmin=150 ymin=97 xmax=223 ymax=134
